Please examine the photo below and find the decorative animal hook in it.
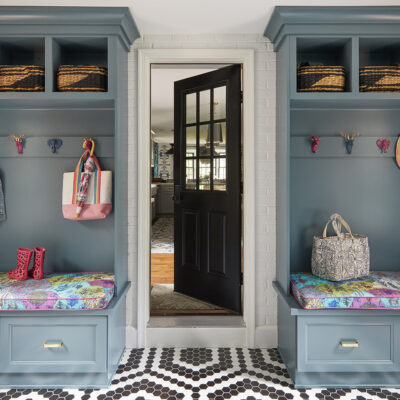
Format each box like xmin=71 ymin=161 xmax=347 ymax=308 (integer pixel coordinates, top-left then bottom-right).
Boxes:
xmin=9 ymin=134 xmax=25 ymax=154
xmin=48 ymin=138 xmax=63 ymax=154
xmin=377 ymin=138 xmax=390 ymax=154
xmin=311 ymin=136 xmax=321 ymax=153
xmin=340 ymin=133 xmax=360 ymax=154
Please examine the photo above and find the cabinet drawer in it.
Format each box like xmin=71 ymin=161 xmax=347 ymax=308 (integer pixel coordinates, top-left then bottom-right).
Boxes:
xmin=0 ymin=316 xmax=107 ymax=373
xmin=298 ymin=316 xmax=399 ymax=372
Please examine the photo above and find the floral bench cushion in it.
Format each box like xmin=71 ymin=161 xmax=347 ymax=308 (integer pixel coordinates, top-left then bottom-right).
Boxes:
xmin=291 ymin=271 xmax=400 ymax=309
xmin=0 ymin=272 xmax=114 ymax=310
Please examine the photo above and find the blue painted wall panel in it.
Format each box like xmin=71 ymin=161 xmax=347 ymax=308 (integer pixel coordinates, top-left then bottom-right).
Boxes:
xmin=290 ymin=157 xmax=400 ymax=272
xmin=0 ymin=157 xmax=114 ymax=273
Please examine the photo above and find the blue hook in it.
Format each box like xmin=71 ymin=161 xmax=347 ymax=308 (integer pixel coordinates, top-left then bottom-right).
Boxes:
xmin=48 ymin=139 xmax=63 ymax=154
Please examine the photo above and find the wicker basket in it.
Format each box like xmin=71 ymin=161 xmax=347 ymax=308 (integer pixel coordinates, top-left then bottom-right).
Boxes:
xmin=0 ymin=65 xmax=44 ymax=92
xmin=57 ymin=65 xmax=107 ymax=92
xmin=360 ymin=66 xmax=400 ymax=92
xmin=297 ymin=65 xmax=346 ymax=92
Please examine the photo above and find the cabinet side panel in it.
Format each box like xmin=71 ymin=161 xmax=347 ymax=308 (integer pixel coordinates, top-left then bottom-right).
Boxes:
xmin=114 ymin=39 xmax=129 ymax=293
xmin=276 ymin=38 xmax=291 ymax=294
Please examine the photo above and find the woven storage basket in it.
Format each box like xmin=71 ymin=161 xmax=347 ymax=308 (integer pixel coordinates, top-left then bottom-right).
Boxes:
xmin=360 ymin=66 xmax=400 ymax=92
xmin=0 ymin=65 xmax=44 ymax=92
xmin=311 ymin=214 xmax=370 ymax=282
xmin=297 ymin=65 xmax=346 ymax=92
xmin=57 ymin=65 xmax=107 ymax=92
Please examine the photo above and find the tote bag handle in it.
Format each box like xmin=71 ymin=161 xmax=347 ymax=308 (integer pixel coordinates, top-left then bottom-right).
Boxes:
xmin=322 ymin=213 xmax=353 ymax=239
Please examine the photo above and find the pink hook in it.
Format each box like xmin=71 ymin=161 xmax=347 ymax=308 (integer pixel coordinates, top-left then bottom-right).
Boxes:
xmin=311 ymin=136 xmax=321 ymax=153
xmin=377 ymin=138 xmax=390 ymax=153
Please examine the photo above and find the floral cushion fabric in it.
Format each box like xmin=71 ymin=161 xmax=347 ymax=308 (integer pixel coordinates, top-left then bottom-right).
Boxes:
xmin=0 ymin=272 xmax=114 ymax=310
xmin=291 ymin=271 xmax=400 ymax=309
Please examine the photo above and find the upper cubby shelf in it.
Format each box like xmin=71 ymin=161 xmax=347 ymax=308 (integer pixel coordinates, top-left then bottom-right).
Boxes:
xmin=297 ymin=37 xmax=352 ymax=92
xmin=359 ymin=38 xmax=400 ymax=67
xmin=0 ymin=7 xmax=140 ymax=110
xmin=0 ymin=37 xmax=44 ymax=65
xmin=52 ymin=37 xmax=108 ymax=92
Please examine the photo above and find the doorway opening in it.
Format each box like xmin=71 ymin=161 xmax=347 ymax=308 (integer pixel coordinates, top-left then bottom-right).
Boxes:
xmin=150 ymin=64 xmax=243 ymax=316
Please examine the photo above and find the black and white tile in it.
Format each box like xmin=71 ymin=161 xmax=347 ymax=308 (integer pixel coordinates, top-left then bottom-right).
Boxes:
xmin=0 ymin=348 xmax=399 ymax=400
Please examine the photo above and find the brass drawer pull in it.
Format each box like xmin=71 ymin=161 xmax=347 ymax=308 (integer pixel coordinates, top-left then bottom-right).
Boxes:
xmin=43 ymin=341 xmax=63 ymax=348
xmin=340 ymin=340 xmax=359 ymax=348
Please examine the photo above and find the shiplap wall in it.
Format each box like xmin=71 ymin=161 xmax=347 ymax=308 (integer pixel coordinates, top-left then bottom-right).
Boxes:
xmin=126 ymin=34 xmax=277 ymax=347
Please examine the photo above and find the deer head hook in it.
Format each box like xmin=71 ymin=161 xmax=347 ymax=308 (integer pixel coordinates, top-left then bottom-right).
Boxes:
xmin=9 ymin=134 xmax=25 ymax=154
xmin=340 ymin=133 xmax=360 ymax=154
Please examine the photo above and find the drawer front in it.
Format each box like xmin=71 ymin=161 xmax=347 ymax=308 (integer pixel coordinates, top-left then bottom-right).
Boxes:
xmin=0 ymin=316 xmax=107 ymax=373
xmin=298 ymin=316 xmax=399 ymax=372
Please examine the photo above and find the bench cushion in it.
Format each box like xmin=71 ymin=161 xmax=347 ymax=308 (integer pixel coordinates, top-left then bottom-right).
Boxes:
xmin=0 ymin=272 xmax=114 ymax=311
xmin=291 ymin=271 xmax=400 ymax=309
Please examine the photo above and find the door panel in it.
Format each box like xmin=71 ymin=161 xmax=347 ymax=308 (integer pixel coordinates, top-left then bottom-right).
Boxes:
xmin=208 ymin=212 xmax=226 ymax=276
xmin=174 ymin=64 xmax=241 ymax=313
xmin=182 ymin=209 xmax=200 ymax=270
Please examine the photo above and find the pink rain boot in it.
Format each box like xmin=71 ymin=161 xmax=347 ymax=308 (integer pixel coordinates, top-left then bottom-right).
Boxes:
xmin=8 ymin=248 xmax=33 ymax=281
xmin=29 ymin=247 xmax=45 ymax=280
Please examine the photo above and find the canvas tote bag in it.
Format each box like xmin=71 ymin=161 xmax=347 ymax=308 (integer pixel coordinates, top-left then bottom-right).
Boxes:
xmin=62 ymin=151 xmax=112 ymax=220
xmin=311 ymin=213 xmax=370 ymax=281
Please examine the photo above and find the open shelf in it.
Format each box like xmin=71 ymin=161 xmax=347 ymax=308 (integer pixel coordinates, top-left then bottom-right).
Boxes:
xmin=360 ymin=37 xmax=400 ymax=67
xmin=0 ymin=92 xmax=114 ymax=109
xmin=52 ymin=37 xmax=108 ymax=92
xmin=297 ymin=37 xmax=353 ymax=92
xmin=291 ymin=92 xmax=400 ymax=109
xmin=0 ymin=37 xmax=45 ymax=66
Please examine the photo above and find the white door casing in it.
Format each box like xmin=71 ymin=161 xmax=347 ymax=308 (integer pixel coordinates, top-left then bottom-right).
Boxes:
xmin=136 ymin=49 xmax=255 ymax=347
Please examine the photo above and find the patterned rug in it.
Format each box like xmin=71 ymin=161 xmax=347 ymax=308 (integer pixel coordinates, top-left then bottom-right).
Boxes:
xmin=1 ymin=348 xmax=399 ymax=399
xmin=151 ymin=217 xmax=174 ymax=254
xmin=151 ymin=284 xmax=223 ymax=311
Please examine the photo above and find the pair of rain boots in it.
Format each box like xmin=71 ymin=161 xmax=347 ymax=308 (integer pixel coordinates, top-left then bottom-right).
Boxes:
xmin=8 ymin=247 xmax=45 ymax=281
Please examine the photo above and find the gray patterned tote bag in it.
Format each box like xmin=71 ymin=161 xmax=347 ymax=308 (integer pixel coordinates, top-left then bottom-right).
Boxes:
xmin=311 ymin=213 xmax=370 ymax=281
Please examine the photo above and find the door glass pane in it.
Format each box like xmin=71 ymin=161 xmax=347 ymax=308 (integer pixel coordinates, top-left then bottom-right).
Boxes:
xmin=213 ymin=122 xmax=226 ymax=156
xmin=199 ymin=159 xmax=211 ymax=191
xmin=186 ymin=92 xmax=196 ymax=124
xmin=199 ymin=124 xmax=210 ymax=157
xmin=186 ymin=126 xmax=197 ymax=157
xmin=213 ymin=158 xmax=226 ymax=191
xmin=213 ymin=86 xmax=226 ymax=120
xmin=199 ymin=89 xmax=210 ymax=122
xmin=185 ymin=158 xmax=197 ymax=190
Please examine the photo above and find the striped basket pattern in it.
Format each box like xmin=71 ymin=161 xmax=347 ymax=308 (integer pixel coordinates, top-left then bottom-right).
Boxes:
xmin=0 ymin=65 xmax=44 ymax=91
xmin=57 ymin=65 xmax=107 ymax=92
xmin=360 ymin=66 xmax=400 ymax=92
xmin=297 ymin=65 xmax=346 ymax=92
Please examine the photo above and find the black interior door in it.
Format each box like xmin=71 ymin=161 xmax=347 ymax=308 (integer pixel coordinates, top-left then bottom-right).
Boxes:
xmin=174 ymin=65 xmax=242 ymax=313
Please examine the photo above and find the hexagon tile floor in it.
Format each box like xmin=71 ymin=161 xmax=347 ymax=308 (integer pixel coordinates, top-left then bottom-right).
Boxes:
xmin=0 ymin=348 xmax=400 ymax=400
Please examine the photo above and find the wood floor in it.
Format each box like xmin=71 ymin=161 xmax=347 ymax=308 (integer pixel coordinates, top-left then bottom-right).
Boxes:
xmin=151 ymin=254 xmax=174 ymax=285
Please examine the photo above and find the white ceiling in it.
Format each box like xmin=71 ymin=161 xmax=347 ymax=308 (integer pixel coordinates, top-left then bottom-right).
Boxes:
xmin=151 ymin=66 xmax=218 ymax=142
xmin=1 ymin=0 xmax=399 ymax=35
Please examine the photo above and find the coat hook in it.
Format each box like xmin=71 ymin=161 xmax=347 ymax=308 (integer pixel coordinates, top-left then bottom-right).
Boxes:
xmin=377 ymin=138 xmax=390 ymax=153
xmin=311 ymin=136 xmax=321 ymax=153
xmin=9 ymin=134 xmax=25 ymax=154
xmin=48 ymin=139 xmax=63 ymax=154
xmin=340 ymin=133 xmax=360 ymax=154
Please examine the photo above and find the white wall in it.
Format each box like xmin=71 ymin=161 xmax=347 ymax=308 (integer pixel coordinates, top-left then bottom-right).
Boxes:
xmin=126 ymin=34 xmax=277 ymax=348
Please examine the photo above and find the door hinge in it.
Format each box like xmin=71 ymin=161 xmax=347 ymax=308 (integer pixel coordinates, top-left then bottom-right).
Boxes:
xmin=240 ymin=91 xmax=243 ymax=103
xmin=240 ymin=272 xmax=243 ymax=285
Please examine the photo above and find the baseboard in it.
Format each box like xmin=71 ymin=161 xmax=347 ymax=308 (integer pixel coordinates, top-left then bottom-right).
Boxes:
xmin=126 ymin=325 xmax=138 ymax=348
xmin=254 ymin=325 xmax=277 ymax=348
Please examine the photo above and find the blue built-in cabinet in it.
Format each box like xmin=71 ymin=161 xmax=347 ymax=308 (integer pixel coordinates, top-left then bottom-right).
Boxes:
xmin=0 ymin=7 xmax=139 ymax=388
xmin=265 ymin=7 xmax=400 ymax=388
